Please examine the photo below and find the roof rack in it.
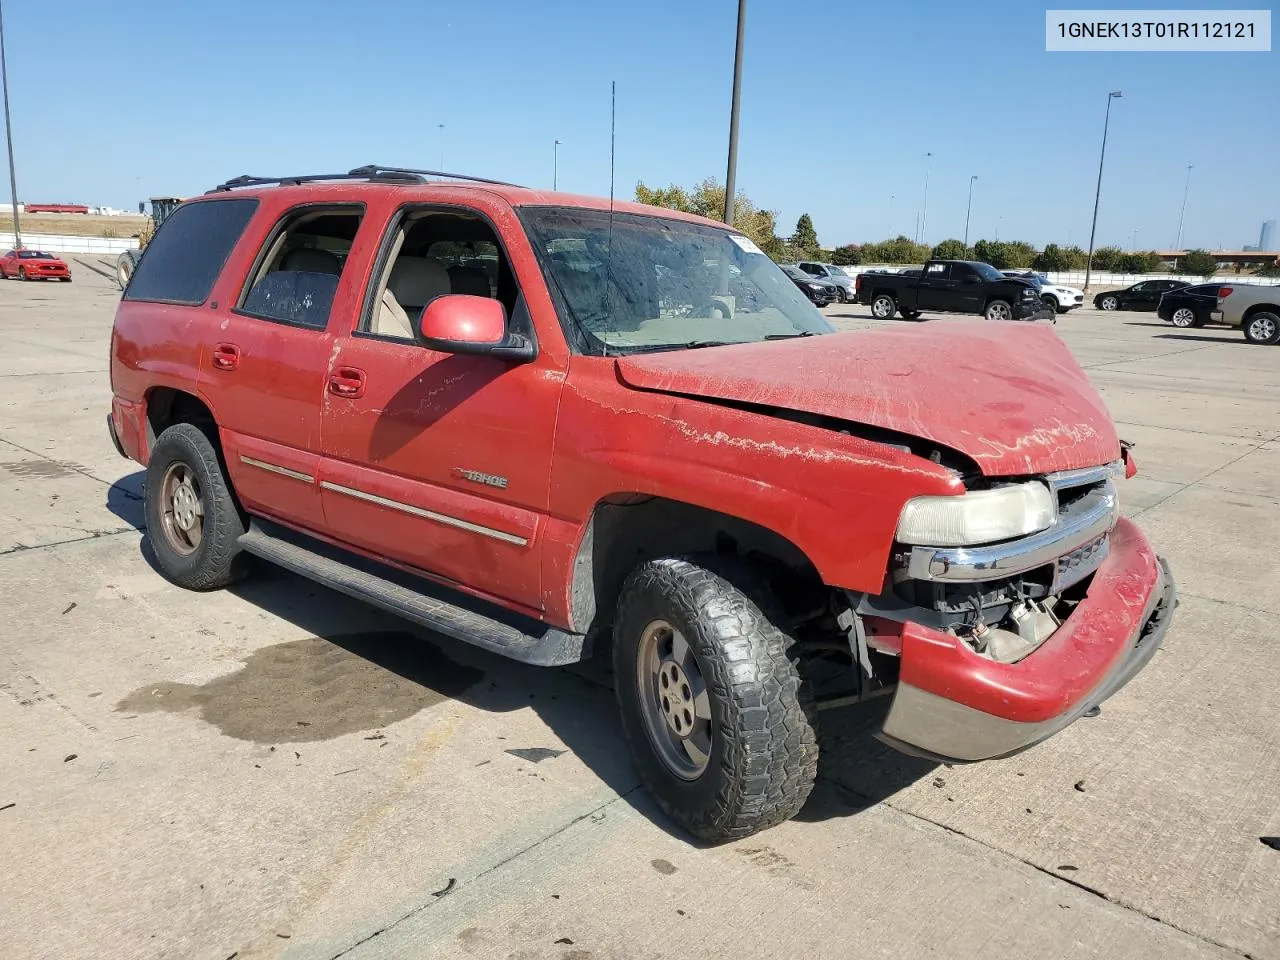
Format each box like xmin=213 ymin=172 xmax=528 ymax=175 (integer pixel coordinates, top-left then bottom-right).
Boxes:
xmin=209 ymin=165 xmax=523 ymax=193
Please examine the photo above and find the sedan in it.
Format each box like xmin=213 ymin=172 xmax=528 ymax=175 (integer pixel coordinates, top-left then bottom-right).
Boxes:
xmin=1 ymin=249 xmax=72 ymax=281
xmin=780 ymin=264 xmax=839 ymax=306
xmin=1157 ymin=283 xmax=1225 ymax=328
xmin=1094 ymin=279 xmax=1187 ymax=311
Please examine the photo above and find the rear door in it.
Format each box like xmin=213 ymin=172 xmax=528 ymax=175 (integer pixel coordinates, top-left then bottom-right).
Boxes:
xmin=202 ymin=199 xmax=374 ymax=532
xmin=916 ymin=261 xmax=956 ymax=310
xmin=317 ymin=199 xmax=565 ymax=614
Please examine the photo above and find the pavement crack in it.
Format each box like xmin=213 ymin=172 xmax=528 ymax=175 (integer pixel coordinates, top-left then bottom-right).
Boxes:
xmin=818 ymin=778 xmax=1253 ymax=960
xmin=0 ymin=526 xmax=139 ymax=557
xmin=0 ymin=436 xmax=134 ymax=491
xmin=326 ymin=785 xmax=642 ymax=960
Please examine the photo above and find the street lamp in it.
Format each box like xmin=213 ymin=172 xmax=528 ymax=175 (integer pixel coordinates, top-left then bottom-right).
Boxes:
xmin=1084 ymin=90 xmax=1123 ymax=291
xmin=0 ymin=0 xmax=21 ymax=248
xmin=437 ymin=123 xmax=445 ymax=170
xmin=918 ymin=151 xmax=932 ymax=244
xmin=888 ymin=193 xmax=895 ymax=238
xmin=553 ymin=139 xmax=562 ymax=190
xmin=723 ymin=0 xmax=747 ymax=225
xmin=1174 ymin=162 xmax=1193 ymax=250
xmin=963 ymin=175 xmax=977 ymax=247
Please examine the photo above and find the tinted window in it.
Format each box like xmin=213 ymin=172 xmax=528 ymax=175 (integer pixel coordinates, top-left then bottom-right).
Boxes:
xmin=1130 ymin=282 xmax=1149 ymax=292
xmin=1186 ymin=284 xmax=1219 ymax=296
xmin=972 ymin=262 xmax=1004 ymax=281
xmin=798 ymin=263 xmax=820 ymax=275
xmin=125 ymin=199 xmax=258 ymax=305
xmin=924 ymin=262 xmax=952 ymax=281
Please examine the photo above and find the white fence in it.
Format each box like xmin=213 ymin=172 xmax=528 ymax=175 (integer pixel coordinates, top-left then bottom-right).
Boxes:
xmin=0 ymin=232 xmax=138 ymax=255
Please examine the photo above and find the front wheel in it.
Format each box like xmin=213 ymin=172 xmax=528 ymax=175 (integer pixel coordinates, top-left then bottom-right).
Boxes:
xmin=613 ymin=557 xmax=818 ymax=843
xmin=1170 ymin=306 xmax=1198 ymax=328
xmin=1243 ymin=311 xmax=1280 ymax=345
xmin=18 ymin=268 xmax=28 ymax=281
xmin=1041 ymin=295 xmax=1059 ymax=312
xmin=984 ymin=299 xmax=1013 ymax=322
xmin=144 ymin=423 xmax=250 ymax=590
xmin=870 ymin=294 xmax=897 ymax=319
xmin=1099 ymin=295 xmax=1120 ymax=311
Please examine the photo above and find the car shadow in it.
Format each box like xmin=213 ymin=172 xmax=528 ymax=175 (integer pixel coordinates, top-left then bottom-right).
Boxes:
xmin=103 ymin=475 xmax=932 ymax=842
xmin=1153 ymin=333 xmax=1247 ymax=344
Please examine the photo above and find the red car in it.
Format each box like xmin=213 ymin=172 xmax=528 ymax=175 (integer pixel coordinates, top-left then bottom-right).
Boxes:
xmin=106 ymin=166 xmax=1175 ymax=842
xmin=2 ymin=249 xmax=72 ymax=281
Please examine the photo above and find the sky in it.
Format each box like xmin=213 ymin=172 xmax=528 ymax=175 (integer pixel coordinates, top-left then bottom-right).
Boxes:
xmin=1 ymin=0 xmax=1276 ymax=251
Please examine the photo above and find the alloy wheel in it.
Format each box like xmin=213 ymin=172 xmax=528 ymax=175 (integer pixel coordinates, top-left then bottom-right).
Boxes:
xmin=636 ymin=619 xmax=713 ymax=780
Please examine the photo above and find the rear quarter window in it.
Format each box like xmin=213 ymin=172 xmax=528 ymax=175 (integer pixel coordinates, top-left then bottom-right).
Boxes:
xmin=125 ymin=198 xmax=259 ymax=305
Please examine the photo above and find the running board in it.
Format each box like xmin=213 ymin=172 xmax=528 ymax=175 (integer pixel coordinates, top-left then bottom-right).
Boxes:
xmin=237 ymin=519 xmax=588 ymax=667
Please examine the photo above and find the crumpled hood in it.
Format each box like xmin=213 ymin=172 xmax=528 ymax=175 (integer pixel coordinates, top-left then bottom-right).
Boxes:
xmin=614 ymin=323 xmax=1119 ymax=476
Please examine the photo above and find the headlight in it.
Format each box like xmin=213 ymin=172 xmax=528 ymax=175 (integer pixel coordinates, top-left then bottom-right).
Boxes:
xmin=807 ymin=283 xmax=823 ymax=292
xmin=896 ymin=481 xmax=1054 ymax=546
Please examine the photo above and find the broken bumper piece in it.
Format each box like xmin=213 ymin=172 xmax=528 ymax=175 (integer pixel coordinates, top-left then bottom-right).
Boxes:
xmin=877 ymin=517 xmax=1175 ymax=763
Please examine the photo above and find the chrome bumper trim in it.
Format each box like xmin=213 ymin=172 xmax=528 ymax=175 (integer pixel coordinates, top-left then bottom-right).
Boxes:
xmin=906 ymin=486 xmax=1119 ymax=583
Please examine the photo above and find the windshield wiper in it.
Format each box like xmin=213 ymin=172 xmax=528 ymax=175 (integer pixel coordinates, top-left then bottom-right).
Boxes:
xmin=763 ymin=331 xmax=821 ymax=340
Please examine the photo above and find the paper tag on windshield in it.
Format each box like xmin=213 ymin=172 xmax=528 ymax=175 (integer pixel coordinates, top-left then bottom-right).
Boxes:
xmin=728 ymin=234 xmax=763 ymax=255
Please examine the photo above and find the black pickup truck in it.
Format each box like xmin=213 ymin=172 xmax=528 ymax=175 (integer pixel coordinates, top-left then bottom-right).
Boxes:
xmin=855 ymin=260 xmax=1050 ymax=322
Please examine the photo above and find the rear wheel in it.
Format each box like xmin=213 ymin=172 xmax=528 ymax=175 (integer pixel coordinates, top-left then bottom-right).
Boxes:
xmin=144 ymin=423 xmax=249 ymax=590
xmin=984 ymin=299 xmax=1013 ymax=322
xmin=613 ymin=556 xmax=818 ymax=843
xmin=870 ymin=294 xmax=897 ymax=320
xmin=116 ymin=253 xmax=134 ymax=290
xmin=1099 ymin=295 xmax=1120 ymax=311
xmin=900 ymin=309 xmax=923 ymax=321
xmin=1170 ymin=306 xmax=1198 ymax=328
xmin=1243 ymin=311 xmax=1280 ymax=345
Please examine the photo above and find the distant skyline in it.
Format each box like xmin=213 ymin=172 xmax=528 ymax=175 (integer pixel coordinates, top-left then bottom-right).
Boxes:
xmin=0 ymin=0 xmax=1276 ymax=250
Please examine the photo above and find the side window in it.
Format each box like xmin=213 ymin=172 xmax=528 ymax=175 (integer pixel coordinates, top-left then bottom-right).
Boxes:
xmin=237 ymin=206 xmax=364 ymax=329
xmin=925 ymin=262 xmax=952 ymax=281
xmin=798 ymin=263 xmax=819 ymax=276
xmin=1130 ymin=282 xmax=1149 ymax=292
xmin=362 ymin=207 xmax=521 ymax=341
xmin=124 ymin=198 xmax=258 ymax=305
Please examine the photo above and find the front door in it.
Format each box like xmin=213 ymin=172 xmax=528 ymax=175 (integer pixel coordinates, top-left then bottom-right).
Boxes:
xmin=916 ymin=261 xmax=957 ymax=310
xmin=318 ymin=203 xmax=565 ymax=614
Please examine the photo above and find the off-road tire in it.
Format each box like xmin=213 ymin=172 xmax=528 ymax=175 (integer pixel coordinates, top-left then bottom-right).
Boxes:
xmin=1242 ymin=311 xmax=1280 ymax=345
xmin=613 ymin=556 xmax=818 ymax=843
xmin=870 ymin=294 xmax=897 ymax=320
xmin=144 ymin=423 xmax=249 ymax=590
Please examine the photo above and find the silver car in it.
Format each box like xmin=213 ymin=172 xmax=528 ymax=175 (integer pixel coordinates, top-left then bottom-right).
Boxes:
xmin=797 ymin=262 xmax=856 ymax=302
xmin=1211 ymin=283 xmax=1280 ymax=344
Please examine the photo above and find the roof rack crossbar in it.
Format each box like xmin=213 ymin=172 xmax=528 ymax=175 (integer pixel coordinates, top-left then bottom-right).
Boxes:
xmin=347 ymin=165 xmax=524 ymax=188
xmin=209 ymin=170 xmax=426 ymax=193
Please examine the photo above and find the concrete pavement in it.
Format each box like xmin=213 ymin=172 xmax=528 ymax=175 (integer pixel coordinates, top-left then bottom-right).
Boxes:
xmin=1 ymin=268 xmax=1277 ymax=960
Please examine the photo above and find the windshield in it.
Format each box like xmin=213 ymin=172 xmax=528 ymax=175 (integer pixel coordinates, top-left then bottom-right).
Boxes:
xmin=18 ymin=251 xmax=55 ymax=259
xmin=973 ymin=262 xmax=1006 ymax=281
xmin=780 ymin=265 xmax=809 ymax=280
xmin=520 ymin=207 xmax=832 ymax=355
xmin=823 ymin=264 xmax=848 ymax=277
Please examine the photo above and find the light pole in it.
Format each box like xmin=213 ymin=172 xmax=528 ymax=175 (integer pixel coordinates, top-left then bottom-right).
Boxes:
xmin=963 ymin=175 xmax=977 ymax=247
xmin=1084 ymin=90 xmax=1122 ymax=291
xmin=553 ymin=139 xmax=562 ymax=190
xmin=1174 ymin=162 xmax=1193 ymax=250
xmin=437 ymin=123 xmax=445 ymax=170
xmin=722 ymin=0 xmax=746 ymax=226
xmin=918 ymin=151 xmax=932 ymax=244
xmin=888 ymin=193 xmax=895 ymax=238
xmin=0 ymin=0 xmax=21 ymax=248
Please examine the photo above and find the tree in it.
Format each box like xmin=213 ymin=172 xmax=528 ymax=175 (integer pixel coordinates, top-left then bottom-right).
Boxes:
xmin=861 ymin=236 xmax=930 ymax=264
xmin=931 ymin=239 xmax=970 ymax=260
xmin=791 ymin=214 xmax=819 ymax=254
xmin=1035 ymin=243 xmax=1086 ymax=272
xmin=1257 ymin=259 xmax=1280 ymax=278
xmin=1090 ymin=246 xmax=1125 ymax=271
xmin=972 ymin=239 xmax=1011 ymax=269
xmin=1178 ymin=249 xmax=1219 ymax=277
xmin=831 ymin=244 xmax=862 ymax=266
xmin=1117 ymin=251 xmax=1163 ymax=273
xmin=1004 ymin=241 xmax=1038 ymax=269
xmin=635 ymin=178 xmax=784 ymax=257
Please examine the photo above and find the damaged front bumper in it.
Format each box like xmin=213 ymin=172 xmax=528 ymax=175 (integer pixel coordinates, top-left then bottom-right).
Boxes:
xmin=875 ymin=517 xmax=1175 ymax=763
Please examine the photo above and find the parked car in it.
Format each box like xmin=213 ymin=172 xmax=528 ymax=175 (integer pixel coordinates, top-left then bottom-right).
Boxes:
xmin=107 ymin=166 xmax=1175 ymax=842
xmin=1093 ymin=279 xmax=1188 ymax=311
xmin=1 ymin=249 xmax=71 ymax=281
xmin=797 ymin=261 xmax=856 ymax=302
xmin=1210 ymin=283 xmax=1280 ymax=344
xmin=1002 ymin=271 xmax=1084 ymax=313
xmin=855 ymin=259 xmax=1050 ymax=322
xmin=780 ymin=264 xmax=839 ymax=305
xmin=1155 ymin=283 xmax=1225 ymax=328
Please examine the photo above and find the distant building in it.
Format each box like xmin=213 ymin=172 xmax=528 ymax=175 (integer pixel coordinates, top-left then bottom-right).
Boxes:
xmin=1261 ymin=220 xmax=1277 ymax=251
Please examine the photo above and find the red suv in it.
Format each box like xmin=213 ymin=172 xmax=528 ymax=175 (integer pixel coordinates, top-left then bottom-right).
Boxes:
xmin=108 ymin=166 xmax=1175 ymax=842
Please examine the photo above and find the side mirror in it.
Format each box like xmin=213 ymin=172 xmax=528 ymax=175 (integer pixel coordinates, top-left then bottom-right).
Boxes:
xmin=416 ymin=294 xmax=535 ymax=362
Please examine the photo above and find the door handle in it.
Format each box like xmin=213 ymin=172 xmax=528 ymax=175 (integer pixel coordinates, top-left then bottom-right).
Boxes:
xmin=328 ymin=366 xmax=366 ymax=399
xmin=212 ymin=343 xmax=240 ymax=371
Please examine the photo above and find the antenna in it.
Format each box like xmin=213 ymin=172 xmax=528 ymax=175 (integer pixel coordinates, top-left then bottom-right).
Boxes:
xmin=602 ymin=80 xmax=616 ymax=356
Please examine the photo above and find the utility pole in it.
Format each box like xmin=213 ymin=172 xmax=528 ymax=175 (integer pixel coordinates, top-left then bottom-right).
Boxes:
xmin=963 ymin=175 xmax=977 ymax=247
xmin=1174 ymin=162 xmax=1193 ymax=249
xmin=553 ymin=139 xmax=561 ymax=190
xmin=437 ymin=123 xmax=445 ymax=170
xmin=723 ymin=0 xmax=746 ymax=226
xmin=1084 ymin=91 xmax=1122 ymax=291
xmin=888 ymin=193 xmax=895 ymax=238
xmin=918 ymin=151 xmax=932 ymax=244
xmin=0 ymin=0 xmax=21 ymax=248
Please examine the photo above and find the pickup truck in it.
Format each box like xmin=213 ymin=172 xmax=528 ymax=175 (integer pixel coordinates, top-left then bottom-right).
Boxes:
xmin=1211 ymin=282 xmax=1280 ymax=344
xmin=108 ymin=166 xmax=1175 ymax=842
xmin=856 ymin=259 xmax=1050 ymax=322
